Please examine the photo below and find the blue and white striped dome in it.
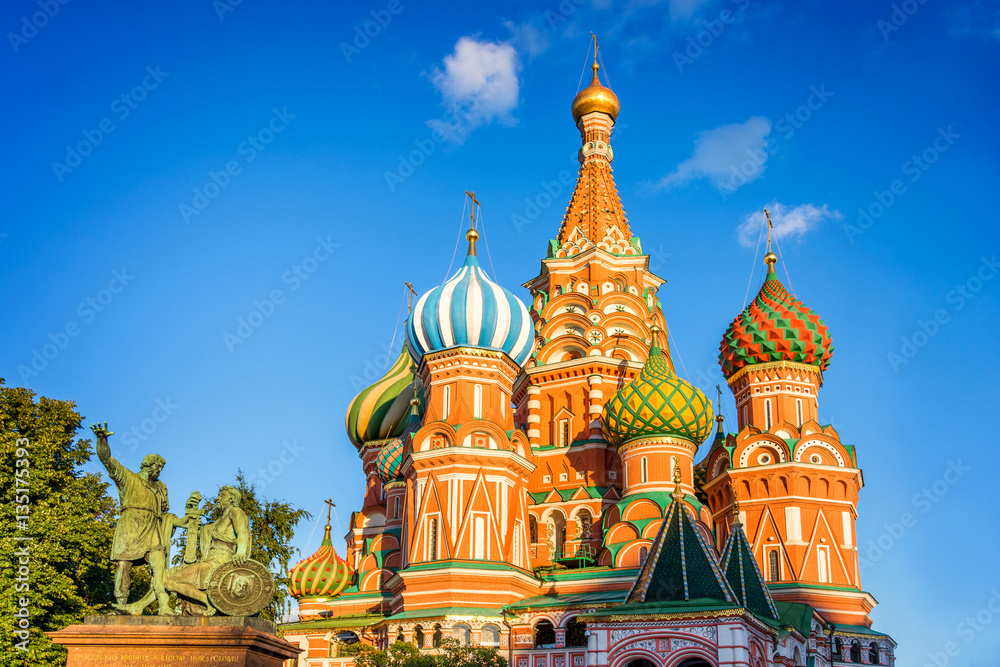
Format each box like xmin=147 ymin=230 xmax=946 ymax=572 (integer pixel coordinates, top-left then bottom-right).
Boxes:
xmin=406 ymin=237 xmax=533 ymax=367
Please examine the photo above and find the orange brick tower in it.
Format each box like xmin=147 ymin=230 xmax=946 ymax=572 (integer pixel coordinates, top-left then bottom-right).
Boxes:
xmin=704 ymin=246 xmax=872 ymax=627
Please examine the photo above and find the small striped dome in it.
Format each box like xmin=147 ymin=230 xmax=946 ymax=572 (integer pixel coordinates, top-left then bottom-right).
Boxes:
xmin=288 ymin=524 xmax=351 ymax=599
xmin=406 ymin=233 xmax=533 ymax=366
xmin=345 ymin=348 xmax=423 ymax=450
xmin=376 ymin=400 xmax=421 ymax=484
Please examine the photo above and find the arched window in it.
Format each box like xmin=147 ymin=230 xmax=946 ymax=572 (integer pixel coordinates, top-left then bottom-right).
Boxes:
xmin=428 ymin=518 xmax=438 ymax=560
xmin=566 ymin=618 xmax=587 ymax=647
xmin=529 ymin=516 xmax=538 ymax=544
xmin=392 ymin=496 xmax=400 ymax=519
xmin=442 ymin=386 xmax=451 ymax=420
xmin=481 ymin=624 xmax=500 ymax=647
xmin=851 ymin=641 xmax=862 ymax=662
xmin=474 ymin=384 xmax=483 ymax=418
xmin=796 ymin=398 xmax=804 ymax=427
xmin=432 ymin=624 xmax=442 ymax=649
xmin=764 ymin=399 xmax=773 ymax=429
xmin=534 ymin=620 xmax=555 ymax=648
xmin=558 ymin=419 xmax=569 ymax=447
xmin=473 ymin=515 xmax=487 ymax=559
xmin=640 ymin=457 xmax=648 ymax=483
xmin=414 ymin=625 xmax=424 ymax=648
xmin=869 ymin=642 xmax=880 ymax=665
xmin=768 ymin=549 xmax=780 ymax=581
xmin=453 ymin=624 xmax=471 ymax=647
xmin=639 ymin=546 xmax=648 ymax=565
xmin=396 ymin=627 xmax=404 ymax=644
xmin=833 ymin=638 xmax=843 ymax=660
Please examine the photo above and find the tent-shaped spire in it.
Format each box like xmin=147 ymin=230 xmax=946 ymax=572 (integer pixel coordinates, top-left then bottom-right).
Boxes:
xmin=626 ymin=479 xmax=734 ymax=604
xmin=720 ymin=504 xmax=779 ymax=621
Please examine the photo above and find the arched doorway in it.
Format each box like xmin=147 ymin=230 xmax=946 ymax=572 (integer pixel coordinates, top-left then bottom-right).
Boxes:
xmin=676 ymin=659 xmax=712 ymax=667
xmin=624 ymin=660 xmax=657 ymax=667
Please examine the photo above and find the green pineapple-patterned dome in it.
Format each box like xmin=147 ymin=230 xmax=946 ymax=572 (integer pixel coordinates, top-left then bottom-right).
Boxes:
xmin=602 ymin=327 xmax=714 ymax=447
xmin=719 ymin=253 xmax=833 ymax=378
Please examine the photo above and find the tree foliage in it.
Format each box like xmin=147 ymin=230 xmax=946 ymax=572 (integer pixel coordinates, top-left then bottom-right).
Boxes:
xmin=172 ymin=470 xmax=310 ymax=622
xmin=0 ymin=380 xmax=117 ymax=667
xmin=352 ymin=639 xmax=507 ymax=667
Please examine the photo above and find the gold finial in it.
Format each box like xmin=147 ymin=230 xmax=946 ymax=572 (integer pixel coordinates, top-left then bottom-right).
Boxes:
xmin=764 ymin=208 xmax=777 ymax=268
xmin=571 ymin=34 xmax=620 ymax=122
xmin=671 ymin=460 xmax=683 ymax=500
xmin=410 ymin=396 xmax=420 ymax=408
xmin=715 ymin=385 xmax=725 ymax=429
xmin=732 ymin=490 xmax=741 ymax=521
xmin=465 ymin=190 xmax=481 ymax=256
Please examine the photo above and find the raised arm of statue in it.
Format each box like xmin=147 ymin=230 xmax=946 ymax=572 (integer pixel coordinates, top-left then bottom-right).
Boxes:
xmin=90 ymin=422 xmax=119 ymax=476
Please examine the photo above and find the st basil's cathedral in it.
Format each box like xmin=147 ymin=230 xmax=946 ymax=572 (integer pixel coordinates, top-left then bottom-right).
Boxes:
xmin=280 ymin=55 xmax=898 ymax=667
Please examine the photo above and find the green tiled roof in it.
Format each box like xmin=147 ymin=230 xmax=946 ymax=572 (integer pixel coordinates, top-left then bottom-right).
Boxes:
xmin=721 ymin=521 xmax=779 ymax=621
xmin=529 ymin=486 xmax=609 ymax=504
xmin=281 ymin=614 xmax=384 ymax=632
xmin=626 ymin=498 xmax=734 ymax=605
xmin=505 ymin=590 xmax=628 ymax=611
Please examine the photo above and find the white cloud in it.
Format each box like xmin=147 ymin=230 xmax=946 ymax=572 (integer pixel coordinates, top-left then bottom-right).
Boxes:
xmin=653 ymin=116 xmax=772 ymax=191
xmin=427 ymin=37 xmax=521 ymax=145
xmin=737 ymin=202 xmax=843 ymax=248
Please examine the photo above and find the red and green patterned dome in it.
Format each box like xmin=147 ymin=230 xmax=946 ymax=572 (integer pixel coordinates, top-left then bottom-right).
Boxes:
xmin=602 ymin=327 xmax=714 ymax=447
xmin=719 ymin=255 xmax=833 ymax=378
xmin=288 ymin=523 xmax=351 ymax=599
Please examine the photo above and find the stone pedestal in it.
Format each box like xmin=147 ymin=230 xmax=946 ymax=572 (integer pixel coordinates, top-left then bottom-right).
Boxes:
xmin=48 ymin=615 xmax=301 ymax=667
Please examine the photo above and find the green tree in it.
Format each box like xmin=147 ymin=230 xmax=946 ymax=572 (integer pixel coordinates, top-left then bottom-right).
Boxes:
xmin=0 ymin=380 xmax=117 ymax=667
xmin=174 ymin=470 xmax=310 ymax=622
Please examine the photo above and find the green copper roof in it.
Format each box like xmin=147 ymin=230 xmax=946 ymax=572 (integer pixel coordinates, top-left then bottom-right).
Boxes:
xmin=720 ymin=520 xmax=779 ymax=621
xmin=626 ymin=498 xmax=734 ymax=605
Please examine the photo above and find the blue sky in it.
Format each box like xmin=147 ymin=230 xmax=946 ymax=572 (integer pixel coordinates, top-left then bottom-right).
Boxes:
xmin=2 ymin=0 xmax=998 ymax=661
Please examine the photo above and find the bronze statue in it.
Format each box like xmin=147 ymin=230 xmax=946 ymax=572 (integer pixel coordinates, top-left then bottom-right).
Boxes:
xmin=164 ymin=485 xmax=251 ymax=615
xmin=92 ymin=423 xmax=174 ymax=614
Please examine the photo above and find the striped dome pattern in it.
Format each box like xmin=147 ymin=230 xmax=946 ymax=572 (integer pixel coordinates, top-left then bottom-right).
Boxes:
xmin=345 ymin=348 xmax=423 ymax=450
xmin=602 ymin=339 xmax=714 ymax=447
xmin=406 ymin=252 xmax=533 ymax=366
xmin=719 ymin=264 xmax=833 ymax=378
xmin=288 ymin=525 xmax=351 ymax=599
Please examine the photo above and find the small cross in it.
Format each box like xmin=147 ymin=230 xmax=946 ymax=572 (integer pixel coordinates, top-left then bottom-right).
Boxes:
xmin=324 ymin=499 xmax=335 ymax=524
xmin=404 ymin=281 xmax=417 ymax=312
xmin=465 ymin=190 xmax=481 ymax=229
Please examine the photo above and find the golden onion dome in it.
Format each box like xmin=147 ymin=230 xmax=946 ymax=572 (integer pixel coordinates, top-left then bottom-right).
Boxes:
xmin=571 ymin=62 xmax=620 ymax=123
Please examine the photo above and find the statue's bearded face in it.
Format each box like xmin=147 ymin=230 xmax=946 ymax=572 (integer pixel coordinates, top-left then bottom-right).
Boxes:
xmin=148 ymin=463 xmax=163 ymax=480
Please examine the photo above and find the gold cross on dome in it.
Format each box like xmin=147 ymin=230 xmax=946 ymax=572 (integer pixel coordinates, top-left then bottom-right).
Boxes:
xmin=465 ymin=190 xmax=481 ymax=230
xmin=324 ymin=499 xmax=335 ymax=524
